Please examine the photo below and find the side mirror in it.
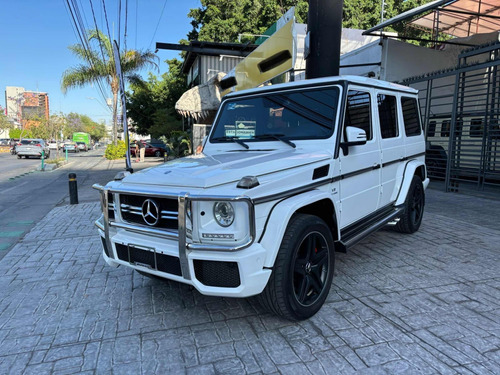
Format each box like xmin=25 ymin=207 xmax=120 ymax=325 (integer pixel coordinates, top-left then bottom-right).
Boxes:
xmin=340 ymin=126 xmax=367 ymax=156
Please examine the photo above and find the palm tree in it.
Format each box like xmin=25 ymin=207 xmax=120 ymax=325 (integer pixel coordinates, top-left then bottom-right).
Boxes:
xmin=61 ymin=29 xmax=158 ymax=144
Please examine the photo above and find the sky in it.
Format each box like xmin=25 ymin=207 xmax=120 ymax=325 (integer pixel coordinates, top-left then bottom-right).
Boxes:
xmin=0 ymin=0 xmax=201 ymax=125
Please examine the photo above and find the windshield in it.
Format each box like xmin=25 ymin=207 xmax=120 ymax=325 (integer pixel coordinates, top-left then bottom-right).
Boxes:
xmin=210 ymin=86 xmax=340 ymax=143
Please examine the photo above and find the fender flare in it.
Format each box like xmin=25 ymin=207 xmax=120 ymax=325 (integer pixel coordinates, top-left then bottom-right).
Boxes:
xmin=259 ymin=190 xmax=338 ymax=268
xmin=395 ymin=160 xmax=428 ymax=206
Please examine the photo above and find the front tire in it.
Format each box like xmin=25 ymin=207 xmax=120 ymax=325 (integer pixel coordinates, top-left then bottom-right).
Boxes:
xmin=258 ymin=214 xmax=335 ymax=320
xmin=395 ymin=175 xmax=425 ymax=233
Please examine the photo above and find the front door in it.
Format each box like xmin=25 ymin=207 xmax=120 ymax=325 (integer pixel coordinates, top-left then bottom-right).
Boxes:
xmin=339 ymin=88 xmax=381 ymax=228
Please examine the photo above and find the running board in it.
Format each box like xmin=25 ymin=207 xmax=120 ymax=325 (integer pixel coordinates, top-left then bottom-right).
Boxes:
xmin=335 ymin=206 xmax=405 ymax=253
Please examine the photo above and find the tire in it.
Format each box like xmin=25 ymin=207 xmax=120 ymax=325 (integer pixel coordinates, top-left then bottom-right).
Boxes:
xmin=395 ymin=175 xmax=425 ymax=234
xmin=155 ymin=150 xmax=161 ymax=157
xmin=258 ymin=214 xmax=335 ymax=320
xmin=17 ymin=155 xmax=21 ymax=159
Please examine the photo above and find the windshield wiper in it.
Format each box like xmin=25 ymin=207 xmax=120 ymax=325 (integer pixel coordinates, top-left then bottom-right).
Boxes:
xmin=255 ymin=134 xmax=296 ymax=148
xmin=212 ymin=136 xmax=249 ymax=149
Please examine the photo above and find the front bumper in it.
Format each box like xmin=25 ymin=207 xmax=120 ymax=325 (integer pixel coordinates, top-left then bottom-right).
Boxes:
xmin=93 ymin=184 xmax=270 ymax=297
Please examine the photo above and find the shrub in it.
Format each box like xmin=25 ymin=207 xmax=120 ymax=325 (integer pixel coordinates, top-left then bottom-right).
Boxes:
xmin=104 ymin=140 xmax=127 ymax=160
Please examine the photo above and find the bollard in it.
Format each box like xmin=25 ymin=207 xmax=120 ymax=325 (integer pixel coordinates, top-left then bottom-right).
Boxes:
xmin=65 ymin=148 xmax=68 ymax=161
xmin=164 ymin=153 xmax=168 ymax=163
xmin=41 ymin=150 xmax=45 ymax=171
xmin=68 ymin=173 xmax=79 ymax=204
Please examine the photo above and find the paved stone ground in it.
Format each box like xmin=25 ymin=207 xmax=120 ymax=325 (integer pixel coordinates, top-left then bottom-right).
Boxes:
xmin=0 ymin=191 xmax=499 ymax=374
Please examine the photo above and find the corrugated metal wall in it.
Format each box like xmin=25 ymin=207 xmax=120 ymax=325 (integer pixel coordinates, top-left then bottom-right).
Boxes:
xmin=200 ymin=56 xmax=243 ymax=83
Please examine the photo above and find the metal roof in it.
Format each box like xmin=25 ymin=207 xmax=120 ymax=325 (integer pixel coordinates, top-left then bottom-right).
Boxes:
xmin=364 ymin=0 xmax=500 ymax=38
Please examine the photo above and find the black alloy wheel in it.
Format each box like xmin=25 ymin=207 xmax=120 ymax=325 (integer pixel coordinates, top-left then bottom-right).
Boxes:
xmin=258 ymin=214 xmax=335 ymax=320
xmin=395 ymin=175 xmax=425 ymax=233
xmin=291 ymin=230 xmax=330 ymax=307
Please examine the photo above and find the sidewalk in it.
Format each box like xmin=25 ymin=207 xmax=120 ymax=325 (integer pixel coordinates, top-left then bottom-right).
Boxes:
xmin=0 ymin=184 xmax=499 ymax=374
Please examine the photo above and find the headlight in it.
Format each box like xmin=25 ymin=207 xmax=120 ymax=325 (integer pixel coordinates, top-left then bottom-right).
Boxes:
xmin=213 ymin=201 xmax=234 ymax=227
xmin=190 ymin=199 xmax=253 ymax=247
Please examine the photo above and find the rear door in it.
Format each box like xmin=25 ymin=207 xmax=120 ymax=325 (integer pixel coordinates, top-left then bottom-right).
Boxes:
xmin=375 ymin=91 xmax=405 ymax=206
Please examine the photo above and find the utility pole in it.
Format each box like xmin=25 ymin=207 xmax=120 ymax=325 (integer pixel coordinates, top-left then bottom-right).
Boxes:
xmin=305 ymin=0 xmax=344 ymax=79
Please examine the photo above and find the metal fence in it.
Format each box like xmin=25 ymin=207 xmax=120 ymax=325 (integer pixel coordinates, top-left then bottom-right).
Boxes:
xmin=402 ymin=42 xmax=500 ymax=196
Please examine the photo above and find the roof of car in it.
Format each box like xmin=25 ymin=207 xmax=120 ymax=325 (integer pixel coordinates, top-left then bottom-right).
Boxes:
xmin=225 ymin=75 xmax=418 ymax=99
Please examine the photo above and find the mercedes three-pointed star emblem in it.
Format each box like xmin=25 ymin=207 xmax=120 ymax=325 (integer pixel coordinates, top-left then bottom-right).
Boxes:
xmin=141 ymin=199 xmax=160 ymax=226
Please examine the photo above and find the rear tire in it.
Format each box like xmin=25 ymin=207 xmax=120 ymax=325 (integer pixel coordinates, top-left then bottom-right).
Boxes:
xmin=395 ymin=175 xmax=425 ymax=234
xmin=155 ymin=150 xmax=161 ymax=157
xmin=258 ymin=214 xmax=335 ymax=320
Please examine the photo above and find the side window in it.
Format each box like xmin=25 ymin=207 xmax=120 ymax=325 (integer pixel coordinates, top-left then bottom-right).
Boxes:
xmin=441 ymin=120 xmax=450 ymax=137
xmin=377 ymin=94 xmax=398 ymax=139
xmin=469 ymin=118 xmax=483 ymax=138
xmin=345 ymin=90 xmax=372 ymax=140
xmin=427 ymin=121 xmax=436 ymax=137
xmin=401 ymin=97 xmax=422 ymax=136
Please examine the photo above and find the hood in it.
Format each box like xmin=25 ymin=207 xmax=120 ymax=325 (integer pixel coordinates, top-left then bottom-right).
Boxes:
xmin=122 ymin=149 xmax=332 ymax=188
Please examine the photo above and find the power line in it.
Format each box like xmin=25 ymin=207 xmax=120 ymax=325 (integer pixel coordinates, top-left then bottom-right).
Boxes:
xmin=135 ymin=0 xmax=138 ymax=49
xmin=148 ymin=0 xmax=169 ymax=49
xmin=124 ymin=0 xmax=129 ymax=50
xmin=64 ymin=0 xmax=111 ymax=110
xmin=117 ymin=0 xmax=122 ymax=48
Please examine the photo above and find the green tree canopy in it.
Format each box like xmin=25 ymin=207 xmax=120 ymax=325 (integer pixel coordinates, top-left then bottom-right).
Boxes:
xmin=187 ymin=0 xmax=308 ymax=43
xmin=187 ymin=0 xmax=434 ymax=44
xmin=0 ymin=110 xmax=12 ymax=133
xmin=126 ymin=58 xmax=187 ymax=139
xmin=64 ymin=112 xmax=106 ymax=141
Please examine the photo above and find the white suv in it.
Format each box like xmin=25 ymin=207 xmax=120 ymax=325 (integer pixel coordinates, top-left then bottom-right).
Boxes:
xmin=94 ymin=76 xmax=429 ymax=320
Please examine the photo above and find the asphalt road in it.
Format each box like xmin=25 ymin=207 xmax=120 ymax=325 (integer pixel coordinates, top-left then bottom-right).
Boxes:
xmin=0 ymin=148 xmax=165 ymax=260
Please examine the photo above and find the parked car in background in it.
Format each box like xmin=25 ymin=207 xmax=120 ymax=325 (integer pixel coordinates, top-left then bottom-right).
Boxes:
xmin=62 ymin=142 xmax=79 ymax=153
xmin=76 ymin=141 xmax=88 ymax=152
xmin=16 ymin=139 xmax=50 ymax=159
xmin=47 ymin=140 xmax=64 ymax=150
xmin=130 ymin=141 xmax=168 ymax=157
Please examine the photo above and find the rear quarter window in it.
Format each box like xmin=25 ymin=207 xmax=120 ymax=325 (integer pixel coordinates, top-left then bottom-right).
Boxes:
xmin=401 ymin=97 xmax=422 ymax=136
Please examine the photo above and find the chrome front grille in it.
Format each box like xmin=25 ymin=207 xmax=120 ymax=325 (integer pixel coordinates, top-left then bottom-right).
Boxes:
xmin=119 ymin=194 xmax=178 ymax=230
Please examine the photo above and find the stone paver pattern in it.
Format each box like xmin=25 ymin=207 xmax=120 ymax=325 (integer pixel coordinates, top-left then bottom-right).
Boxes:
xmin=0 ymin=193 xmax=499 ymax=374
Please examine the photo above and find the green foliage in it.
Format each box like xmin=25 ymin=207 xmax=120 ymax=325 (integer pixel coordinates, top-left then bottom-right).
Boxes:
xmin=10 ymin=128 xmax=32 ymax=139
xmin=0 ymin=111 xmax=12 ymax=131
xmin=160 ymin=131 xmax=192 ymax=158
xmin=126 ymin=59 xmax=187 ymax=139
xmin=104 ymin=140 xmax=127 ymax=160
xmin=64 ymin=112 xmax=106 ymax=141
xmin=187 ymin=0 xmax=308 ymax=43
xmin=187 ymin=0 xmax=435 ymax=46
xmin=45 ymin=157 xmax=66 ymax=166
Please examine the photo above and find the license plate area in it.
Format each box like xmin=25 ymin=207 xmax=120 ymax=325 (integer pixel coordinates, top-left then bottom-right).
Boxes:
xmin=115 ymin=243 xmax=182 ymax=276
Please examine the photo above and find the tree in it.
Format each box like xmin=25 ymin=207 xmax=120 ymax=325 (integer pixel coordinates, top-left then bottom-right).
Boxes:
xmin=61 ymin=29 xmax=158 ymax=145
xmin=127 ymin=59 xmax=187 ymax=139
xmin=0 ymin=110 xmax=13 ymax=134
xmin=188 ymin=0 xmax=308 ymax=43
xmin=187 ymin=0 xmax=434 ymax=45
xmin=64 ymin=112 xmax=106 ymax=141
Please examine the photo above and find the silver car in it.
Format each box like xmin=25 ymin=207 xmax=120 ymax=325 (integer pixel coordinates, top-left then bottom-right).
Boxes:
xmin=16 ymin=139 xmax=50 ymax=159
